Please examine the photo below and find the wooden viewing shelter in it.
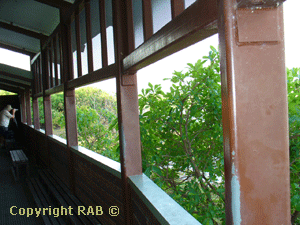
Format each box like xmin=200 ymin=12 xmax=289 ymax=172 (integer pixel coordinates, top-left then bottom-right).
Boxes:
xmin=0 ymin=0 xmax=291 ymax=224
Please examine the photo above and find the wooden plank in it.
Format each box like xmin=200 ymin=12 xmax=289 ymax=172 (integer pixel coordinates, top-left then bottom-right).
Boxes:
xmin=123 ymin=0 xmax=218 ymax=73
xmin=27 ymin=180 xmax=52 ymax=225
xmin=142 ymin=0 xmax=153 ymax=41
xmin=0 ymin=21 xmax=47 ymax=40
xmin=99 ymin=0 xmax=108 ymax=67
xmin=67 ymin=63 xmax=117 ymax=89
xmin=53 ymin=35 xmax=59 ymax=86
xmin=171 ymin=0 xmax=185 ymax=19
xmin=75 ymin=10 xmax=83 ymax=77
xmin=85 ymin=0 xmax=94 ymax=73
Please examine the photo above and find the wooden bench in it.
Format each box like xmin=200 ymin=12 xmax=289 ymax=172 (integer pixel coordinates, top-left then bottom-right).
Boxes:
xmin=10 ymin=150 xmax=29 ymax=180
xmin=27 ymin=177 xmax=65 ymax=224
xmin=27 ymin=169 xmax=102 ymax=225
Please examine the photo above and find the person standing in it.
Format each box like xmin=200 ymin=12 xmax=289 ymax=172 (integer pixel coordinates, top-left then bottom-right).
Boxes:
xmin=0 ymin=105 xmax=16 ymax=138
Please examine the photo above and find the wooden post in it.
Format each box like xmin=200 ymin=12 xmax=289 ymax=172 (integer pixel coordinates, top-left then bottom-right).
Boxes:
xmin=218 ymin=1 xmax=290 ymax=224
xmin=25 ymin=88 xmax=32 ymax=125
xmin=61 ymin=9 xmax=78 ymax=193
xmin=113 ymin=1 xmax=142 ymax=224
xmin=32 ymin=98 xmax=40 ymax=130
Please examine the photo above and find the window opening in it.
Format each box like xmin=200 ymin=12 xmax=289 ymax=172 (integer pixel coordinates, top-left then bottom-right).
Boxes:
xmin=152 ymin=0 xmax=171 ymax=33
xmin=51 ymin=92 xmax=66 ymax=139
xmin=76 ymin=79 xmax=119 ymax=162
xmin=132 ymin=0 xmax=144 ymax=48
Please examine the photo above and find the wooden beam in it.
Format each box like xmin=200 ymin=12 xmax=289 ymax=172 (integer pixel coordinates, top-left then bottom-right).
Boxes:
xmin=0 ymin=77 xmax=31 ymax=88
xmin=45 ymin=84 xmax=64 ymax=96
xmin=0 ymin=42 xmax=36 ymax=57
xmin=34 ymin=0 xmax=72 ymax=9
xmin=67 ymin=63 xmax=117 ymax=89
xmin=0 ymin=21 xmax=47 ymax=40
xmin=0 ymin=71 xmax=32 ymax=83
xmin=0 ymin=83 xmax=22 ymax=93
xmin=123 ymin=0 xmax=218 ymax=73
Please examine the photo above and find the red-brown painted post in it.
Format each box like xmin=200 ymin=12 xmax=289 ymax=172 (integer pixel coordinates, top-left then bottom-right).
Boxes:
xmin=25 ymin=88 xmax=32 ymax=125
xmin=99 ymin=0 xmax=108 ymax=67
xmin=32 ymin=98 xmax=40 ymax=130
xmin=218 ymin=1 xmax=290 ymax=224
xmin=171 ymin=0 xmax=184 ymax=19
xmin=20 ymin=91 xmax=26 ymax=123
xmin=61 ymin=9 xmax=78 ymax=193
xmin=113 ymin=1 xmax=142 ymax=224
xmin=85 ymin=0 xmax=94 ymax=73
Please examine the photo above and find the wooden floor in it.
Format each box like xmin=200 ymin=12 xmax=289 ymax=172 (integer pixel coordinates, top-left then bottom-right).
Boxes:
xmin=0 ymin=146 xmax=43 ymax=224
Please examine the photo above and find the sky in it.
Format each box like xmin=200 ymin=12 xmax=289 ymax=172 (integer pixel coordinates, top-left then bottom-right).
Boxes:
xmin=0 ymin=0 xmax=299 ymax=95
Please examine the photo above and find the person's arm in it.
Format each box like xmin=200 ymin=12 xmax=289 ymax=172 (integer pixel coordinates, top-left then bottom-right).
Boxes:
xmin=11 ymin=109 xmax=16 ymax=119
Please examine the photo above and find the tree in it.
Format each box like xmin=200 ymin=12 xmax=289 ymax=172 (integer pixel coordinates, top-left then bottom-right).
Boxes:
xmin=75 ymin=87 xmax=119 ymax=161
xmin=139 ymin=46 xmax=224 ymax=224
xmin=287 ymin=68 xmax=300 ymax=224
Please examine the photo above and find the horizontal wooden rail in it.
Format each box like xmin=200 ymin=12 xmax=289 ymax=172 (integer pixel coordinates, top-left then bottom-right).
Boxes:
xmin=67 ymin=63 xmax=117 ymax=89
xmin=123 ymin=0 xmax=218 ymax=73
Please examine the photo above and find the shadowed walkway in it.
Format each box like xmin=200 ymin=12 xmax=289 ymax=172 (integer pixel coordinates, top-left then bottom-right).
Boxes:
xmin=0 ymin=147 xmax=42 ymax=224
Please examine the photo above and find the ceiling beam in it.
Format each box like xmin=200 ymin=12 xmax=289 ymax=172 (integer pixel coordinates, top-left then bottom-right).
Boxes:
xmin=0 ymin=77 xmax=31 ymax=88
xmin=0 ymin=42 xmax=36 ymax=57
xmin=0 ymin=83 xmax=23 ymax=93
xmin=0 ymin=21 xmax=47 ymax=40
xmin=34 ymin=0 xmax=72 ymax=9
xmin=0 ymin=71 xmax=32 ymax=83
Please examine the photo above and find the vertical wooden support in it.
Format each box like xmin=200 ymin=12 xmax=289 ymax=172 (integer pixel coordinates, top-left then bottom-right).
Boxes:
xmin=171 ymin=0 xmax=184 ymax=19
xmin=53 ymin=36 xmax=59 ymax=86
xmin=20 ymin=91 xmax=26 ymax=123
xmin=218 ymin=1 xmax=290 ymax=224
xmin=58 ymin=33 xmax=64 ymax=84
xmin=48 ymin=46 xmax=54 ymax=88
xmin=99 ymin=0 xmax=108 ymax=67
xmin=43 ymin=95 xmax=53 ymax=136
xmin=126 ymin=0 xmax=134 ymax=53
xmin=113 ymin=1 xmax=142 ymax=224
xmin=75 ymin=10 xmax=83 ymax=77
xmin=32 ymin=98 xmax=40 ymax=130
xmin=38 ymin=56 xmax=42 ymax=93
xmin=85 ymin=0 xmax=94 ymax=73
xmin=25 ymin=88 xmax=32 ymax=125
xmin=142 ymin=0 xmax=153 ymax=40
xmin=61 ymin=9 xmax=78 ymax=193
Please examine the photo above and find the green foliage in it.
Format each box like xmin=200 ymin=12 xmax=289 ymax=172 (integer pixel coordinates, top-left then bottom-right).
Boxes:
xmin=287 ymin=68 xmax=300 ymax=224
xmin=139 ymin=46 xmax=225 ymax=223
xmin=75 ymin=87 xmax=119 ymax=161
xmin=51 ymin=92 xmax=65 ymax=137
xmin=0 ymin=90 xmax=17 ymax=95
xmin=48 ymin=87 xmax=119 ymax=161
